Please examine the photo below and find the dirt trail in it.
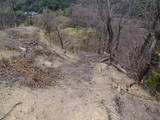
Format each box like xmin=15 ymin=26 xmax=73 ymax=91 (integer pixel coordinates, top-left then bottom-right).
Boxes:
xmin=0 ymin=27 xmax=160 ymax=120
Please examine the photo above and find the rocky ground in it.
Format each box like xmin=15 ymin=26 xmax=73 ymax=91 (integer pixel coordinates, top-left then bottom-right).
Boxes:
xmin=0 ymin=27 xmax=160 ymax=120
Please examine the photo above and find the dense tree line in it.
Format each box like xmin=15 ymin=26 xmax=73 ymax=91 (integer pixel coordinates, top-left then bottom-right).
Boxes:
xmin=15 ymin=0 xmax=76 ymax=12
xmin=0 ymin=0 xmax=75 ymax=29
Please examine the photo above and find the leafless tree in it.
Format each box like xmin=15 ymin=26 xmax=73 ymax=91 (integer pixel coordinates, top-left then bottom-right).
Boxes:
xmin=129 ymin=0 xmax=160 ymax=80
xmin=70 ymin=0 xmax=130 ymax=61
xmin=96 ymin=0 xmax=113 ymax=56
xmin=96 ymin=0 xmax=132 ymax=63
xmin=0 ymin=0 xmax=18 ymax=29
xmin=32 ymin=10 xmax=64 ymax=49
xmin=7 ymin=0 xmax=17 ymax=16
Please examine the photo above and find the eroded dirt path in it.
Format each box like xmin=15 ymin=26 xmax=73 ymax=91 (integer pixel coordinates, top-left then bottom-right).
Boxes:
xmin=0 ymin=27 xmax=160 ymax=120
xmin=0 ymin=52 xmax=160 ymax=120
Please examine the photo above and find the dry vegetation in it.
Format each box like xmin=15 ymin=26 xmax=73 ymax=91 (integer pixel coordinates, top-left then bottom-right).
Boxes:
xmin=0 ymin=27 xmax=62 ymax=88
xmin=0 ymin=56 xmax=60 ymax=88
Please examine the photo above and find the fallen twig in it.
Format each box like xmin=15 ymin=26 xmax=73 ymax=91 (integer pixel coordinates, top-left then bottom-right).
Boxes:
xmin=101 ymin=57 xmax=110 ymax=63
xmin=111 ymin=63 xmax=127 ymax=74
xmin=0 ymin=102 xmax=22 ymax=120
xmin=101 ymin=59 xmax=127 ymax=74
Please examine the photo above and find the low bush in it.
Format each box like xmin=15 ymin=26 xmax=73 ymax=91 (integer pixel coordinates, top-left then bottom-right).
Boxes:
xmin=144 ymin=71 xmax=160 ymax=89
xmin=24 ymin=17 xmax=33 ymax=26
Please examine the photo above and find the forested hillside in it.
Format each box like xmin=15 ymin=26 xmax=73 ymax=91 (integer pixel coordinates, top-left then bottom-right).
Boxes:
xmin=15 ymin=0 xmax=76 ymax=12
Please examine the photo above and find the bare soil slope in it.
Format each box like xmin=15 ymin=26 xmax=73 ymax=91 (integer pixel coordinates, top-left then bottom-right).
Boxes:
xmin=0 ymin=27 xmax=160 ymax=120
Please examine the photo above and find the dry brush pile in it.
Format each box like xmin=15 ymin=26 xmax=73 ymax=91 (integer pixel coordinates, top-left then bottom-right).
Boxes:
xmin=0 ymin=56 xmax=60 ymax=88
xmin=0 ymin=27 xmax=62 ymax=88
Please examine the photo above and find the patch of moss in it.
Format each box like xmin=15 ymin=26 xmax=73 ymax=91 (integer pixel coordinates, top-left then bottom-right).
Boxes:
xmin=144 ymin=71 xmax=160 ymax=87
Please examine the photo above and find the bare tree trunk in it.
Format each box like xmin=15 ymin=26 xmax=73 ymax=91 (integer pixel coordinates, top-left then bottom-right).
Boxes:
xmin=115 ymin=15 xmax=124 ymax=52
xmin=98 ymin=34 xmax=102 ymax=54
xmin=96 ymin=0 xmax=114 ymax=61
xmin=56 ymin=26 xmax=64 ymax=49
xmin=106 ymin=0 xmax=114 ymax=61
xmin=106 ymin=18 xmax=113 ymax=54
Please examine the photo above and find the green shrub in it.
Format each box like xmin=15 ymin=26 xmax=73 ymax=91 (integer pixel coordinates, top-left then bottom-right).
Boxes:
xmin=24 ymin=17 xmax=33 ymax=26
xmin=144 ymin=71 xmax=160 ymax=87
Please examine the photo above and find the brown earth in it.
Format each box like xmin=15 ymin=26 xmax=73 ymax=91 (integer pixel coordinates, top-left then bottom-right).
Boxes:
xmin=0 ymin=27 xmax=160 ymax=120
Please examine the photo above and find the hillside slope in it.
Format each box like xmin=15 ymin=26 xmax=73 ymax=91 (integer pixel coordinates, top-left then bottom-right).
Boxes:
xmin=0 ymin=27 xmax=160 ymax=120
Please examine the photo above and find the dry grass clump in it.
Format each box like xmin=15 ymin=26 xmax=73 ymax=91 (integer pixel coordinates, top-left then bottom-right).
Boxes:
xmin=0 ymin=57 xmax=61 ymax=88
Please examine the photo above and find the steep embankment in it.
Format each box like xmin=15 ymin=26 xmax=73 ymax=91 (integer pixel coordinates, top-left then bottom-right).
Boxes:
xmin=0 ymin=27 xmax=160 ymax=120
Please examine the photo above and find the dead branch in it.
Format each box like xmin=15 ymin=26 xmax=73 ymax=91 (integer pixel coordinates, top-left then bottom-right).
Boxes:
xmin=112 ymin=63 xmax=127 ymax=74
xmin=0 ymin=102 xmax=22 ymax=120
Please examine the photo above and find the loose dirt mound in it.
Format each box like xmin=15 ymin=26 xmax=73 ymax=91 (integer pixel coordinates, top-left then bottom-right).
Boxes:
xmin=0 ymin=57 xmax=60 ymax=88
xmin=0 ymin=27 xmax=62 ymax=87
